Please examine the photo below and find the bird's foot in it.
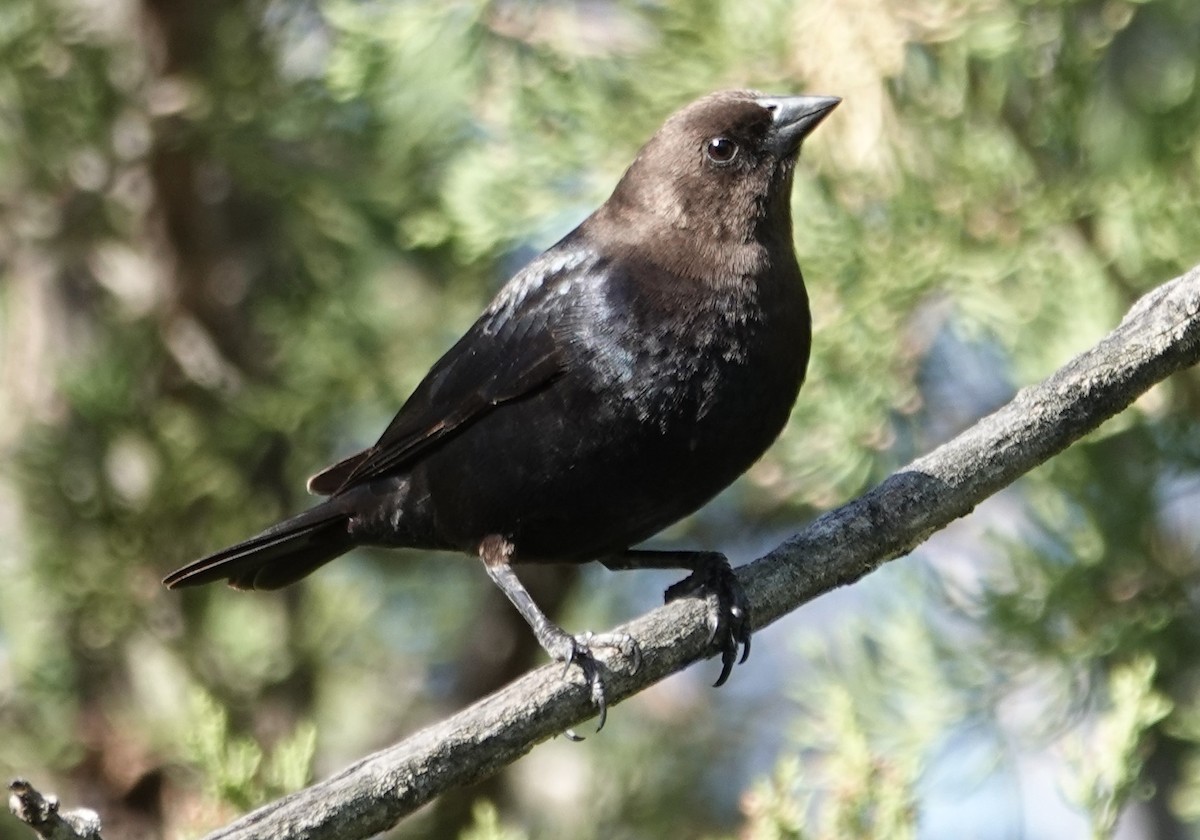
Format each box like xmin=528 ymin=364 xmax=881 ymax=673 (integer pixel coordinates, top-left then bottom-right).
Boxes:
xmin=478 ymin=544 xmax=640 ymax=739
xmin=542 ymin=629 xmax=641 ymax=740
xmin=664 ymin=555 xmax=750 ymax=687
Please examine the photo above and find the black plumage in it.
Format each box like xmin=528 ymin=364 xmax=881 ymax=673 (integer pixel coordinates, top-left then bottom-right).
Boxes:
xmin=165 ymin=89 xmax=839 ymax=725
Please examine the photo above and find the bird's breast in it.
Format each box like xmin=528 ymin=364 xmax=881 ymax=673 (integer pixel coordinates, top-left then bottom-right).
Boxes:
xmin=568 ymin=273 xmax=809 ymax=436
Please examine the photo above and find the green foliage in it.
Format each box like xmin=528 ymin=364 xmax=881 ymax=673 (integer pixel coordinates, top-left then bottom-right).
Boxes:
xmin=736 ymin=752 xmax=916 ymax=840
xmin=184 ymin=688 xmax=316 ymax=811
xmin=726 ymin=609 xmax=1176 ymax=840
xmin=459 ymin=802 xmax=529 ymax=840
xmin=744 ymin=603 xmax=939 ymax=840
xmin=1064 ymin=657 xmax=1171 ymax=839
xmin=737 ymin=758 xmax=808 ymax=840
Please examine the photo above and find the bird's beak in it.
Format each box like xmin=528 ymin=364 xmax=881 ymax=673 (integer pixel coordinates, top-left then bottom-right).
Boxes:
xmin=756 ymin=94 xmax=841 ymax=157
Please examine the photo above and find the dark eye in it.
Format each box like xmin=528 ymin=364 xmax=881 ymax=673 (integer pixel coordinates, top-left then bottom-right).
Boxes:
xmin=705 ymin=136 xmax=739 ymax=165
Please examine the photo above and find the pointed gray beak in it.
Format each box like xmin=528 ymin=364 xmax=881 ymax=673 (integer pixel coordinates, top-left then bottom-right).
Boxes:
xmin=756 ymin=94 xmax=841 ymax=156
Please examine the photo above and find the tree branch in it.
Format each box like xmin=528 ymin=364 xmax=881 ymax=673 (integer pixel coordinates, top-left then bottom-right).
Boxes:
xmin=203 ymin=265 xmax=1200 ymax=840
xmin=8 ymin=780 xmax=104 ymax=840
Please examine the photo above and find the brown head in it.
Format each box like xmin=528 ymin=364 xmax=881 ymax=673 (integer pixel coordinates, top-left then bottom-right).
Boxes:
xmin=592 ymin=90 xmax=839 ymax=284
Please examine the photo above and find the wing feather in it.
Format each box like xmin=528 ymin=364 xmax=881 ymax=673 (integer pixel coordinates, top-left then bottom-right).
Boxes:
xmin=307 ymin=243 xmax=594 ymax=495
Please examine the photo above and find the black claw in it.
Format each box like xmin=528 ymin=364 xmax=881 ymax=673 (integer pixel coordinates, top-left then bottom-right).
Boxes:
xmin=713 ymin=648 xmax=735 ymax=687
xmin=559 ymin=644 xmax=606 ymax=739
xmin=594 ymin=687 xmax=608 ymax=733
xmin=553 ymin=631 xmax=640 ymax=739
xmin=667 ymin=555 xmax=753 ymax=686
xmin=580 ymin=653 xmax=608 ymax=733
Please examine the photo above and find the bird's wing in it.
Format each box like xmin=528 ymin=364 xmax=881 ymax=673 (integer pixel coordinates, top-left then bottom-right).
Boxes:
xmin=307 ymin=245 xmax=593 ymax=496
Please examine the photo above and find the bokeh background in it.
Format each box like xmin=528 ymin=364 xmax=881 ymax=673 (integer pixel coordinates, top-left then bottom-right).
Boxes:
xmin=2 ymin=0 xmax=1200 ymax=838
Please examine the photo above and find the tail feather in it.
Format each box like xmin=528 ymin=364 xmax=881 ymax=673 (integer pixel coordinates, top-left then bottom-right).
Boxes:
xmin=164 ymin=505 xmax=353 ymax=591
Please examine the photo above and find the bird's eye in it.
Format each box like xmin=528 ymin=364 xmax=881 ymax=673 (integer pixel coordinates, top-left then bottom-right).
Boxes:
xmin=705 ymin=136 xmax=739 ymax=165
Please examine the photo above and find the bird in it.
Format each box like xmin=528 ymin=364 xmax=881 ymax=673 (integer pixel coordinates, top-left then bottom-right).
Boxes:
xmin=165 ymin=89 xmax=840 ymax=730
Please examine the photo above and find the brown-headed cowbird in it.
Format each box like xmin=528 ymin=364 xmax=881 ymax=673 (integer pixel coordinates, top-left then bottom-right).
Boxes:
xmin=165 ymin=90 xmax=839 ymax=726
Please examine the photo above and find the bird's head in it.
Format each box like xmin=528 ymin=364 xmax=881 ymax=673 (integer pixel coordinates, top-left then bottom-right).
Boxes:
xmin=597 ymin=90 xmax=839 ymax=283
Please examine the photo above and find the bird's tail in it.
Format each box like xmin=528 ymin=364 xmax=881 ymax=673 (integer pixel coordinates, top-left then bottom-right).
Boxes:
xmin=163 ymin=502 xmax=354 ymax=591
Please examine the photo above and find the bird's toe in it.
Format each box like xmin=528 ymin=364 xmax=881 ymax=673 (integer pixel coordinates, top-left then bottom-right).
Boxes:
xmin=559 ymin=630 xmax=640 ymax=740
xmin=664 ymin=556 xmax=751 ymax=686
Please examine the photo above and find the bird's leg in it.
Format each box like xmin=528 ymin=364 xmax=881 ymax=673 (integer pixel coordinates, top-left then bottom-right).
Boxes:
xmin=478 ymin=535 xmax=640 ymax=736
xmin=602 ymin=550 xmax=750 ymax=687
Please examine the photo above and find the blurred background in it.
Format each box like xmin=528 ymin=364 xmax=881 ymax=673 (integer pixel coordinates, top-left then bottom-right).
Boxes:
xmin=2 ymin=0 xmax=1200 ymax=837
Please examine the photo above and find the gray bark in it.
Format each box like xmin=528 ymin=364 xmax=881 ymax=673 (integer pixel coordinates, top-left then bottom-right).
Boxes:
xmin=8 ymin=780 xmax=104 ymax=840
